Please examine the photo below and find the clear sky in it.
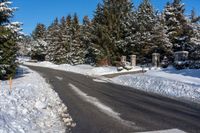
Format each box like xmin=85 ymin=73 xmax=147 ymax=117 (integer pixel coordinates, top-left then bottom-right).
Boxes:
xmin=12 ymin=0 xmax=200 ymax=35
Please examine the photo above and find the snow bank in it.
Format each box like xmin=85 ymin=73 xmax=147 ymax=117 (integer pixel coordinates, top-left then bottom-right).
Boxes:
xmin=0 ymin=66 xmax=74 ymax=133
xmin=147 ymin=67 xmax=200 ymax=86
xmin=111 ymin=67 xmax=200 ymax=104
xmin=24 ymin=61 xmax=143 ymax=76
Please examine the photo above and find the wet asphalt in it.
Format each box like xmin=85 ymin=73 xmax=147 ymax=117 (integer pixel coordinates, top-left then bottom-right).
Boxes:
xmin=27 ymin=65 xmax=200 ymax=133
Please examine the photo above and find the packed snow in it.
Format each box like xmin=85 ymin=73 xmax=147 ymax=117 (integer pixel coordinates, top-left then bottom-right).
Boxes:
xmin=0 ymin=66 xmax=74 ymax=133
xmin=24 ymin=61 xmax=143 ymax=76
xmin=111 ymin=67 xmax=200 ymax=104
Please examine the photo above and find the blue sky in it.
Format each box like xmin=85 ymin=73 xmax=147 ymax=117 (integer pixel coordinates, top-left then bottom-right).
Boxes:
xmin=12 ymin=0 xmax=200 ymax=35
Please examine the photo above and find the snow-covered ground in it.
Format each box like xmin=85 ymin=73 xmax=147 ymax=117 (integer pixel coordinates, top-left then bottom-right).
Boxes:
xmin=24 ymin=61 xmax=143 ymax=76
xmin=0 ymin=66 xmax=74 ymax=133
xmin=111 ymin=67 xmax=200 ymax=104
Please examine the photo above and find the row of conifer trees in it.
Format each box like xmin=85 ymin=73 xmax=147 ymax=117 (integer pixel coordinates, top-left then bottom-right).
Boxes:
xmin=27 ymin=0 xmax=200 ymax=66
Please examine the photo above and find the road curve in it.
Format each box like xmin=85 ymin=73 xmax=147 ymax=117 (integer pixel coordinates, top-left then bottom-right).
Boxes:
xmin=27 ymin=65 xmax=200 ymax=133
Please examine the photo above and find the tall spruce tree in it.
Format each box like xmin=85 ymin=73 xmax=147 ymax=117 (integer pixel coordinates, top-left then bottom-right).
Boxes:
xmin=163 ymin=0 xmax=193 ymax=52
xmin=65 ymin=14 xmax=73 ymax=63
xmin=31 ymin=23 xmax=47 ymax=61
xmin=80 ymin=16 xmax=95 ymax=64
xmin=132 ymin=0 xmax=174 ymax=63
xmin=152 ymin=14 xmax=173 ymax=59
xmin=68 ymin=14 xmax=85 ymax=65
xmin=92 ymin=0 xmax=135 ymax=65
xmin=0 ymin=0 xmax=20 ymax=79
xmin=91 ymin=3 xmax=111 ymax=65
xmin=46 ymin=18 xmax=67 ymax=64
xmin=133 ymin=0 xmax=157 ymax=62
xmin=190 ymin=10 xmax=200 ymax=60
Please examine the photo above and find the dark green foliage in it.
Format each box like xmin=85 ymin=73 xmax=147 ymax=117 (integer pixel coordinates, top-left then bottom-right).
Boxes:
xmin=163 ymin=0 xmax=193 ymax=52
xmin=32 ymin=23 xmax=46 ymax=39
xmin=31 ymin=23 xmax=47 ymax=61
xmin=0 ymin=0 xmax=18 ymax=79
xmin=68 ymin=14 xmax=86 ymax=65
xmin=0 ymin=0 xmax=13 ymax=25
xmin=46 ymin=18 xmax=68 ymax=64
xmin=31 ymin=0 xmax=200 ymax=66
xmin=0 ymin=27 xmax=17 ymax=79
xmin=91 ymin=0 xmax=134 ymax=65
xmin=190 ymin=9 xmax=200 ymax=23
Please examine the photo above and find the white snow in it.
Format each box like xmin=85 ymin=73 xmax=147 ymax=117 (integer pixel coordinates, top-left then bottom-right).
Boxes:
xmin=0 ymin=66 xmax=74 ymax=133
xmin=111 ymin=67 xmax=200 ymax=103
xmin=55 ymin=76 xmax=63 ymax=81
xmin=93 ymin=79 xmax=108 ymax=83
xmin=137 ymin=129 xmax=186 ymax=133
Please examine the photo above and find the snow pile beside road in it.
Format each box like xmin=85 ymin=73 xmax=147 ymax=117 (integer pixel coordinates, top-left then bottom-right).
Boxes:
xmin=25 ymin=61 xmax=143 ymax=76
xmin=147 ymin=67 xmax=200 ymax=86
xmin=111 ymin=67 xmax=200 ymax=103
xmin=0 ymin=66 xmax=74 ymax=133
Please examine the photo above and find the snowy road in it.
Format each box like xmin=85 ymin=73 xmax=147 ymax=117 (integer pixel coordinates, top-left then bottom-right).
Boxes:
xmin=27 ymin=65 xmax=200 ymax=133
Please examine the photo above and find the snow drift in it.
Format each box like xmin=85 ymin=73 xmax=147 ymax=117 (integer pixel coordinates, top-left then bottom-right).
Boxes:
xmin=0 ymin=66 xmax=74 ymax=133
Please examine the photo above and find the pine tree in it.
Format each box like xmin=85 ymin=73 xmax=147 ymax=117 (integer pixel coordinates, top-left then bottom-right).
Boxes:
xmin=0 ymin=0 xmax=20 ymax=79
xmin=133 ymin=0 xmax=157 ymax=62
xmin=46 ymin=18 xmax=67 ymax=64
xmin=80 ymin=16 xmax=94 ymax=64
xmin=91 ymin=0 xmax=135 ymax=65
xmin=163 ymin=0 xmax=193 ymax=52
xmin=91 ymin=3 xmax=111 ymax=65
xmin=31 ymin=23 xmax=47 ymax=61
xmin=115 ymin=0 xmax=136 ymax=57
xmin=190 ymin=9 xmax=200 ymax=24
xmin=190 ymin=10 xmax=200 ymax=60
xmin=17 ymin=35 xmax=32 ymax=56
xmin=68 ymin=14 xmax=85 ymax=65
xmin=152 ymin=15 xmax=173 ymax=59
xmin=65 ymin=14 xmax=73 ymax=63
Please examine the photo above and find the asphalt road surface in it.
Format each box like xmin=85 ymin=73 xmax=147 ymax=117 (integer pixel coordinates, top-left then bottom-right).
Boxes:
xmin=27 ymin=66 xmax=200 ymax=133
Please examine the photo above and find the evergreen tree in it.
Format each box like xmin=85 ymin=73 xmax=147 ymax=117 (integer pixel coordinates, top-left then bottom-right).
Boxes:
xmin=68 ymin=14 xmax=85 ymax=65
xmin=66 ymin=15 xmax=72 ymax=27
xmin=190 ymin=9 xmax=200 ymax=24
xmin=65 ymin=14 xmax=73 ymax=63
xmin=190 ymin=10 xmax=200 ymax=60
xmin=133 ymin=0 xmax=157 ymax=62
xmin=91 ymin=3 xmax=111 ymax=65
xmin=46 ymin=18 xmax=67 ymax=64
xmin=80 ymin=16 xmax=96 ymax=64
xmin=163 ymin=0 xmax=193 ymax=52
xmin=59 ymin=16 xmax=70 ymax=63
xmin=115 ymin=0 xmax=136 ymax=57
xmin=152 ymin=15 xmax=173 ymax=59
xmin=17 ymin=35 xmax=32 ymax=56
xmin=31 ymin=23 xmax=47 ymax=61
xmin=91 ymin=0 xmax=135 ymax=65
xmin=0 ymin=0 xmax=20 ymax=79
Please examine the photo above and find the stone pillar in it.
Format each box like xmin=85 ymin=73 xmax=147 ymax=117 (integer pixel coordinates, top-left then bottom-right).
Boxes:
xmin=121 ymin=56 xmax=126 ymax=65
xmin=130 ymin=55 xmax=136 ymax=67
xmin=152 ymin=53 xmax=160 ymax=67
